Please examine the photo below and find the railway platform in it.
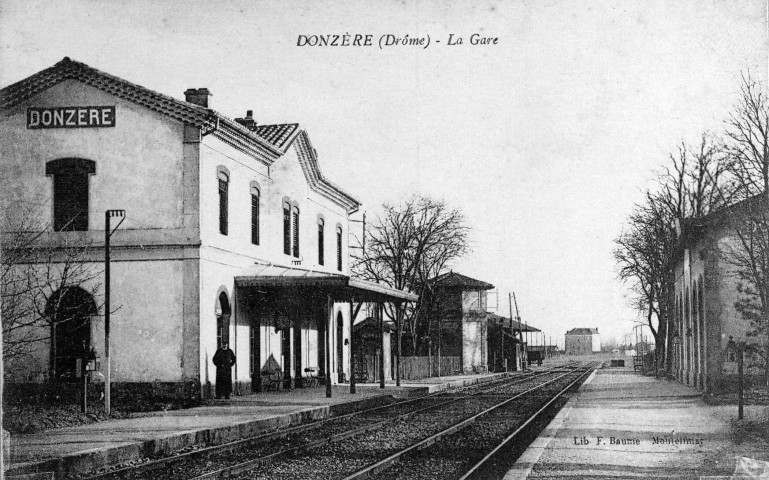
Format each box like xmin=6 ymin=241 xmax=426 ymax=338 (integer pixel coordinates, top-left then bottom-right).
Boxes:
xmin=7 ymin=371 xmax=510 ymax=479
xmin=506 ymin=363 xmax=769 ymax=479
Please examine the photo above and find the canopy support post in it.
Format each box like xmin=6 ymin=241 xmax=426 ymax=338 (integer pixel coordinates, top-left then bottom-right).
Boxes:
xmin=379 ymin=302 xmax=385 ymax=389
xmin=326 ymin=294 xmax=333 ymax=398
xmin=395 ymin=301 xmax=402 ymax=387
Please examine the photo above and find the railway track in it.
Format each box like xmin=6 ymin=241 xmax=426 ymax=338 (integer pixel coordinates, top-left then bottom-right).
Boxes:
xmin=366 ymin=362 xmax=596 ymax=480
xmin=80 ymin=362 xmax=591 ymax=480
xmin=79 ymin=366 xmax=568 ymax=480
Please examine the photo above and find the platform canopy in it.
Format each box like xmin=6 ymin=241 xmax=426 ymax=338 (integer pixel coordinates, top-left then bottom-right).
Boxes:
xmin=234 ymin=263 xmax=418 ymax=303
xmin=487 ymin=312 xmax=541 ymax=333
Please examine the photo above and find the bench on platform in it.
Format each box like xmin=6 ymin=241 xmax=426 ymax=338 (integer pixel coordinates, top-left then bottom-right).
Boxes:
xmin=261 ymin=370 xmax=283 ymax=391
xmin=303 ymin=367 xmax=319 ymax=388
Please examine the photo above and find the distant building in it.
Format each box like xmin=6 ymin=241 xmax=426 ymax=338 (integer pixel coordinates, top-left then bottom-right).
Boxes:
xmin=486 ymin=313 xmax=543 ymax=371
xmin=428 ymin=272 xmax=494 ymax=373
xmin=565 ymin=328 xmax=600 ymax=355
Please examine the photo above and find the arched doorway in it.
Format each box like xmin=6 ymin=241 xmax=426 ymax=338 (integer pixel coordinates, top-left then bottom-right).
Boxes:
xmin=215 ymin=290 xmax=231 ymax=348
xmin=336 ymin=311 xmax=344 ymax=382
xmin=46 ymin=287 xmax=97 ymax=381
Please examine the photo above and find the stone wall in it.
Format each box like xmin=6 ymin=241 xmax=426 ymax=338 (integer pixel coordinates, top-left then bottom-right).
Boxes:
xmin=4 ymin=380 xmax=201 ymax=411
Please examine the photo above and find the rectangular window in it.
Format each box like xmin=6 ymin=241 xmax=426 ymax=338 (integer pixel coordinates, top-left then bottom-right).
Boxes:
xmin=318 ymin=222 xmax=325 ymax=265
xmin=218 ymin=179 xmax=228 ymax=235
xmin=251 ymin=194 xmax=260 ymax=245
xmin=336 ymin=228 xmax=343 ymax=271
xmin=283 ymin=206 xmax=291 ymax=255
xmin=53 ymin=173 xmax=89 ymax=231
xmin=292 ymin=209 xmax=300 ymax=258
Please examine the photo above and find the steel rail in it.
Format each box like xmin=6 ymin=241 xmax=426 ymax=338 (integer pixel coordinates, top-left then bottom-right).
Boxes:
xmin=340 ymin=363 xmax=592 ymax=480
xmin=184 ymin=368 xmax=571 ymax=480
xmin=83 ymin=370 xmax=531 ymax=480
xmin=186 ymin=396 xmax=468 ymax=480
xmin=458 ymin=363 xmax=597 ymax=480
xmin=84 ymin=364 xmax=576 ymax=480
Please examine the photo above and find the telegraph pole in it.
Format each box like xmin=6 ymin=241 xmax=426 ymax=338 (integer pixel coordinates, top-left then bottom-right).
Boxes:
xmin=512 ymin=293 xmax=525 ymax=367
xmin=507 ymin=292 xmax=515 ymax=372
xmin=104 ymin=210 xmax=125 ymax=415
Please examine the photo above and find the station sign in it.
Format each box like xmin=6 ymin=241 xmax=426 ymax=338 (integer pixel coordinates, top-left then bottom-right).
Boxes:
xmin=27 ymin=106 xmax=116 ymax=129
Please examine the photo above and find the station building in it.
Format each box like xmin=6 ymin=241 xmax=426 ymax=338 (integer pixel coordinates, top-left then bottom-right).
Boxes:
xmin=672 ymin=199 xmax=767 ymax=392
xmin=427 ymin=272 xmax=494 ymax=373
xmin=564 ymin=328 xmax=600 ymax=355
xmin=0 ymin=57 xmax=415 ymax=401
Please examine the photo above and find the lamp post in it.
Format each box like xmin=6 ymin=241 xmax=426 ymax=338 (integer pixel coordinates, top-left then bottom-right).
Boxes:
xmin=672 ymin=333 xmax=682 ymax=379
xmin=104 ymin=209 xmax=125 ymax=415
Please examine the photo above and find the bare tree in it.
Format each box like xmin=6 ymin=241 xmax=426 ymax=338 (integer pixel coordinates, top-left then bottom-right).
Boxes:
xmin=615 ymin=192 xmax=674 ymax=373
xmin=1 ymin=205 xmax=102 ymax=380
xmin=615 ymin=134 xmax=726 ymax=374
xmin=720 ymin=73 xmax=769 ymax=384
xmin=352 ymin=196 xmax=469 ymax=384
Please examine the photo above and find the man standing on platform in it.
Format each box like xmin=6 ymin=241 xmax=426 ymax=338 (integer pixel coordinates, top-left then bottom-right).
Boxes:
xmin=213 ymin=343 xmax=236 ymax=399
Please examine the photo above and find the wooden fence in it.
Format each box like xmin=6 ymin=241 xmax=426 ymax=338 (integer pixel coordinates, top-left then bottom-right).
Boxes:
xmin=358 ymin=355 xmax=462 ymax=382
xmin=395 ymin=356 xmax=462 ymax=380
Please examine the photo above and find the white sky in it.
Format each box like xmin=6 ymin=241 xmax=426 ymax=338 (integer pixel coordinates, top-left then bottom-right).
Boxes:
xmin=2 ymin=0 xmax=767 ymax=347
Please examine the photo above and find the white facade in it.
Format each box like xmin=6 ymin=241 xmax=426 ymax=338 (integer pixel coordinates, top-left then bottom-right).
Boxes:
xmin=0 ymin=58 xmax=362 ymax=398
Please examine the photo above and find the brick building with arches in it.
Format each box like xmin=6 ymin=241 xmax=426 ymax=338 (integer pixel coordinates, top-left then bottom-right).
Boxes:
xmin=672 ymin=200 xmax=768 ymax=393
xmin=0 ymin=58 xmax=414 ymax=401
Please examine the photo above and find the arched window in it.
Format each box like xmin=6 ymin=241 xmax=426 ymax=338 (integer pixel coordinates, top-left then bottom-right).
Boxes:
xmin=217 ymin=166 xmax=229 ymax=236
xmin=283 ymin=200 xmax=291 ymax=255
xmin=318 ymin=215 xmax=325 ymax=266
xmin=215 ymin=289 xmax=231 ymax=348
xmin=45 ymin=287 xmax=97 ymax=381
xmin=336 ymin=225 xmax=343 ymax=271
xmin=46 ymin=158 xmax=96 ymax=231
xmin=281 ymin=198 xmax=301 ymax=260
xmin=250 ymin=181 xmax=260 ymax=245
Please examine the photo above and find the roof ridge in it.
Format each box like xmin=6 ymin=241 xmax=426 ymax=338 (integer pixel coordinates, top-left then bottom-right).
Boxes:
xmin=0 ymin=57 xmax=283 ymax=159
xmin=292 ymin=129 xmax=360 ymax=213
xmin=1 ymin=57 xmax=362 ymax=211
xmin=429 ymin=271 xmax=494 ymax=289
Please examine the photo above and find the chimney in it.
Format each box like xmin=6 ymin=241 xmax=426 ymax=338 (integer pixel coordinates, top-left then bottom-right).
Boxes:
xmin=184 ymin=88 xmax=211 ymax=108
xmin=235 ymin=109 xmax=258 ymax=131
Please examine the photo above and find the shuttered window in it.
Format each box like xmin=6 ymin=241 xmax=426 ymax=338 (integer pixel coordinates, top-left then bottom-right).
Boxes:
xmin=283 ymin=204 xmax=291 ymax=255
xmin=46 ymin=158 xmax=95 ymax=232
xmin=336 ymin=226 xmax=343 ymax=271
xmin=251 ymin=192 xmax=260 ymax=245
xmin=318 ymin=217 xmax=325 ymax=265
xmin=292 ymin=208 xmax=300 ymax=258
xmin=217 ymin=168 xmax=229 ymax=236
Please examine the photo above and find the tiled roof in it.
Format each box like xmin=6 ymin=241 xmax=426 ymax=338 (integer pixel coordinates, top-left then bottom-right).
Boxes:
xmin=566 ymin=328 xmax=598 ymax=335
xmin=255 ymin=123 xmax=301 ymax=151
xmin=0 ymin=57 xmax=210 ymax=126
xmin=430 ymin=271 xmax=494 ymax=290
xmin=0 ymin=57 xmax=285 ymax=158
xmin=1 ymin=57 xmax=362 ymax=211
